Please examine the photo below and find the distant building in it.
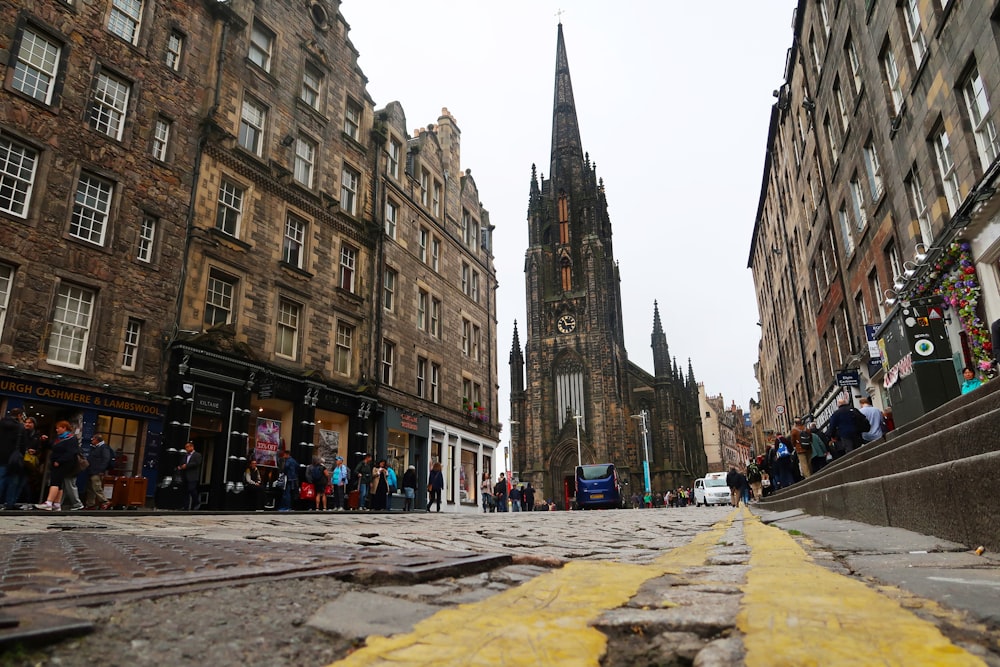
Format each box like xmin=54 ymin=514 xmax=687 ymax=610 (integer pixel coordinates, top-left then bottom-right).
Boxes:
xmin=750 ymin=1 xmax=1000 ymax=432
xmin=509 ymin=24 xmax=706 ymax=508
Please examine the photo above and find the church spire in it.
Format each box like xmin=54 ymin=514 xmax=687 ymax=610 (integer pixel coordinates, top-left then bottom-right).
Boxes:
xmin=509 ymin=320 xmax=525 ymax=393
xmin=550 ymin=23 xmax=585 ymax=185
xmin=651 ymin=301 xmax=671 ymax=378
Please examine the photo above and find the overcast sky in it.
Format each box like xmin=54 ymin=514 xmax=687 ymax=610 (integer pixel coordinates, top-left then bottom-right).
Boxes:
xmin=344 ymin=1 xmax=797 ymax=440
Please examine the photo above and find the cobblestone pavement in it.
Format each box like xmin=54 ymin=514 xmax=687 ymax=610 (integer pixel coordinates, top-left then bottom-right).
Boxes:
xmin=0 ymin=506 xmax=997 ymax=666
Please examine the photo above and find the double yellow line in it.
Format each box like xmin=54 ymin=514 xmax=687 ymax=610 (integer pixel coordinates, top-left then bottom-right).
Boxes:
xmin=329 ymin=509 xmax=984 ymax=666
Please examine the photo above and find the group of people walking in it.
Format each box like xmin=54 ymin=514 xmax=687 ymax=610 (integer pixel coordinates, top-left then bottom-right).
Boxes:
xmin=478 ymin=472 xmax=536 ymax=512
xmin=0 ymin=409 xmax=118 ymax=511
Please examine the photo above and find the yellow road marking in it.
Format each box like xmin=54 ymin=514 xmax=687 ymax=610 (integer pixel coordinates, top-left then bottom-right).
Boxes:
xmin=328 ymin=514 xmax=734 ymax=666
xmin=738 ymin=508 xmax=985 ymax=667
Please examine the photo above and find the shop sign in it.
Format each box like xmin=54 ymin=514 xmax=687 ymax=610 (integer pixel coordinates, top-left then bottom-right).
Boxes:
xmin=836 ymin=370 xmax=860 ymax=387
xmin=0 ymin=375 xmax=165 ymax=418
xmin=194 ymin=391 xmax=225 ymax=416
xmin=400 ymin=411 xmax=419 ymax=431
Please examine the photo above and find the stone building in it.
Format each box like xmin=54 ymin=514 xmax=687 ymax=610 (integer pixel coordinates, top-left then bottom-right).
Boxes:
xmin=750 ymin=0 xmax=1000 ymax=433
xmin=509 ymin=24 xmax=706 ymax=508
xmin=0 ymin=0 xmax=221 ymax=479
xmin=1 ymin=0 xmax=499 ymax=510
xmin=698 ymin=387 xmax=726 ymax=474
xmin=372 ymin=103 xmax=499 ymax=512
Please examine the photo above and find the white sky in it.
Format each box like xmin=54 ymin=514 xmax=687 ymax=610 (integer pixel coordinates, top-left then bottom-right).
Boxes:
xmin=344 ymin=1 xmax=797 ymax=445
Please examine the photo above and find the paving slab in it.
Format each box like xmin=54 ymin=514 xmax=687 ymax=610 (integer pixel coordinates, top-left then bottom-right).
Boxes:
xmin=307 ymin=590 xmax=440 ymax=639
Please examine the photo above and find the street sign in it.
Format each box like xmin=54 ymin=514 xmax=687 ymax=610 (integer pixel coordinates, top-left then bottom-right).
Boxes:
xmin=836 ymin=370 xmax=860 ymax=387
xmin=775 ymin=405 xmax=785 ymax=415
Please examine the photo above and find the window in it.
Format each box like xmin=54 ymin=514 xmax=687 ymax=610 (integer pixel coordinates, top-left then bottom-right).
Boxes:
xmin=205 ymin=272 xmax=235 ymax=326
xmin=417 ymin=289 xmax=428 ymax=330
xmin=344 ymin=99 xmax=361 ymax=140
xmin=962 ymin=66 xmax=999 ymax=168
xmin=431 ymin=237 xmax=440 ymax=271
xmin=275 ymin=298 xmax=300 ymax=360
xmin=340 ymin=164 xmax=359 ymax=215
xmin=869 ymin=270 xmax=886 ymax=320
xmin=294 ymin=135 xmax=316 ymax=187
xmin=301 ymin=62 xmax=322 ymax=111
xmin=388 ymin=138 xmax=401 ymax=180
xmin=334 ymin=323 xmax=353 ymax=375
xmin=385 ymin=200 xmax=398 ymax=239
xmin=818 ymin=0 xmax=831 ymax=37
xmin=0 ymin=264 xmax=13 ymax=338
xmin=902 ymin=0 xmax=926 ymax=66
xmin=248 ymin=20 xmax=274 ymax=72
xmin=430 ymin=298 xmax=441 ymax=338
xmin=462 ymin=263 xmax=470 ymax=296
xmin=846 ymin=35 xmax=862 ymax=96
xmin=863 ymin=141 xmax=883 ymax=201
xmin=849 ymin=176 xmax=868 ymax=231
xmin=47 ymin=283 xmax=94 ymax=368
xmin=883 ymin=48 xmax=903 ymax=114
xmin=834 ymin=78 xmax=849 ymax=133
xmin=381 ymin=341 xmax=394 ymax=386
xmin=462 ymin=319 xmax=471 ymax=355
xmin=239 ymin=96 xmax=266 ymax=156
xmin=107 ymin=0 xmax=142 ymax=44
xmin=462 ymin=209 xmax=478 ymax=248
xmin=471 ymin=271 xmax=480 ymax=303
xmin=432 ymin=180 xmax=441 ymax=218
xmin=0 ymin=135 xmax=38 ymax=218
xmin=215 ymin=179 xmax=243 ymax=236
xmin=152 ymin=116 xmax=171 ymax=161
xmin=165 ymin=30 xmax=184 ymax=71
xmin=855 ymin=291 xmax=869 ymax=330
xmin=419 ymin=227 xmax=429 ymax=263
xmin=416 ymin=357 xmax=427 ymax=398
xmin=137 ymin=213 xmax=156 ymax=262
xmin=70 ymin=173 xmax=113 ymax=245
xmin=934 ymin=129 xmax=961 ymax=215
xmin=339 ymin=244 xmax=356 ymax=292
xmin=823 ymin=114 xmax=839 ymax=162
xmin=473 ymin=325 xmax=481 ymax=362
xmin=420 ymin=169 xmax=429 ymax=206
xmin=383 ymin=267 xmax=397 ymax=313
xmin=907 ymin=168 xmax=933 ymax=245
xmin=809 ymin=32 xmax=822 ymax=74
xmin=430 ymin=363 xmax=440 ymax=403
xmin=282 ymin=214 xmax=306 ymax=268
xmin=121 ymin=317 xmax=141 ymax=370
xmin=13 ymin=27 xmax=61 ymax=104
xmin=885 ymin=242 xmax=903 ymax=283
xmin=838 ymin=205 xmax=855 ymax=255
xmin=90 ymin=71 xmax=131 ymax=140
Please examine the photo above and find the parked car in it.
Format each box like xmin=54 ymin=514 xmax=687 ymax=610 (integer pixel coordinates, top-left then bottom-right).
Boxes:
xmin=694 ymin=472 xmax=730 ymax=506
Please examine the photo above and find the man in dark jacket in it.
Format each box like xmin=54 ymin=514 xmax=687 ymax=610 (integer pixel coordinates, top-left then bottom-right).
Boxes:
xmin=0 ymin=409 xmax=26 ymax=509
xmin=85 ymin=433 xmax=113 ymax=509
xmin=177 ymin=441 xmax=203 ymax=510
xmin=826 ymin=398 xmax=865 ymax=458
xmin=726 ymin=467 xmax=742 ymax=507
xmin=493 ymin=473 xmax=508 ymax=512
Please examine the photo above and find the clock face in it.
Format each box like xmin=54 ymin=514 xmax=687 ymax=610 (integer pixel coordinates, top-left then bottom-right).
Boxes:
xmin=557 ymin=314 xmax=577 ymax=334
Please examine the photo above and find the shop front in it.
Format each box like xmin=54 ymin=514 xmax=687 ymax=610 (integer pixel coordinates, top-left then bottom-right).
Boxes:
xmin=0 ymin=373 xmax=165 ymax=502
xmin=158 ymin=344 xmax=376 ymax=510
xmin=427 ymin=419 xmax=496 ymax=514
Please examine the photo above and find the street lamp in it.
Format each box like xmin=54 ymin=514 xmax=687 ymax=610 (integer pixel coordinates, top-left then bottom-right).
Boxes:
xmin=631 ymin=410 xmax=651 ymax=495
xmin=573 ymin=414 xmax=583 ymax=466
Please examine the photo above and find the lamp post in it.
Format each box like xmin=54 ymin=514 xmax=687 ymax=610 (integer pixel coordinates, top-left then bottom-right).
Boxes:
xmin=631 ymin=410 xmax=651 ymax=495
xmin=573 ymin=414 xmax=583 ymax=466
xmin=508 ymin=420 xmax=520 ymax=483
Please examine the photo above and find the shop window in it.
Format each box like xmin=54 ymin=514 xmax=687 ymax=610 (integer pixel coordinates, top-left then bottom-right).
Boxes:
xmin=96 ymin=414 xmax=140 ymax=476
xmin=460 ymin=448 xmax=475 ymax=504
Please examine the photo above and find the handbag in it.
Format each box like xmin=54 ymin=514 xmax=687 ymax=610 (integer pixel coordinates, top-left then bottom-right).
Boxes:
xmin=7 ymin=448 xmax=23 ymax=473
xmin=76 ymin=453 xmax=90 ymax=472
xmin=325 ymin=484 xmax=333 ymax=496
xmin=299 ymin=482 xmax=316 ymax=500
xmin=23 ymin=451 xmax=39 ymax=471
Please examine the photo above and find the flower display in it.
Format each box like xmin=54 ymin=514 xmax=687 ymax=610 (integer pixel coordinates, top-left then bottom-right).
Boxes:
xmin=911 ymin=241 xmax=992 ymax=378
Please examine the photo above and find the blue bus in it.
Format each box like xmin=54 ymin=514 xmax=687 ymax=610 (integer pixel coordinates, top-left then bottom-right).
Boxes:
xmin=575 ymin=463 xmax=623 ymax=509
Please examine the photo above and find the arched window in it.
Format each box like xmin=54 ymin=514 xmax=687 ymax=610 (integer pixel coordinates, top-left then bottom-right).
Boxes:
xmin=560 ymin=256 xmax=572 ymax=291
xmin=558 ymin=194 xmax=569 ymax=244
xmin=555 ymin=356 xmax=585 ymax=423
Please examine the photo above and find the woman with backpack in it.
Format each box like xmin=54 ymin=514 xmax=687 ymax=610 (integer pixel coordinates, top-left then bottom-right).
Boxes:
xmin=306 ymin=456 xmax=328 ymax=511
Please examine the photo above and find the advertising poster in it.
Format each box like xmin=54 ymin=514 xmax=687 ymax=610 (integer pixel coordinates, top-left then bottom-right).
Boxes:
xmin=317 ymin=428 xmax=339 ymax=463
xmin=254 ymin=418 xmax=281 ymax=467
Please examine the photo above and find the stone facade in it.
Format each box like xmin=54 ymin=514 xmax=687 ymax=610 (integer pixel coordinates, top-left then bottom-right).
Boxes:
xmin=509 ymin=25 xmax=706 ymax=508
xmin=750 ymin=0 xmax=1000 ymax=432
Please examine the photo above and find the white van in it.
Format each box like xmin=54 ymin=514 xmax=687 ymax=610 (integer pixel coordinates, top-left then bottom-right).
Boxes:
xmin=694 ymin=472 xmax=731 ymax=506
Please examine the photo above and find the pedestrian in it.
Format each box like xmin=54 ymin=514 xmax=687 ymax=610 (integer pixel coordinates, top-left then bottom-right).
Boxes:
xmin=330 ymin=456 xmax=350 ymax=511
xmin=277 ymin=449 xmax=298 ymax=512
xmin=385 ymin=462 xmax=398 ymax=510
xmin=960 ymin=366 xmax=981 ymax=394
xmin=35 ymin=420 xmax=79 ymax=511
xmin=523 ymin=482 xmax=536 ymax=512
xmin=427 ymin=461 xmax=444 ymax=512
xmin=402 ymin=464 xmax=417 ymax=511
xmin=0 ymin=408 xmax=28 ymax=510
xmin=826 ymin=397 xmax=867 ymax=457
xmin=353 ymin=453 xmax=373 ymax=510
xmin=371 ymin=459 xmax=389 ymax=511
xmin=21 ymin=417 xmax=46 ymax=504
xmin=84 ymin=433 xmax=113 ymax=509
xmin=746 ymin=457 xmax=763 ymax=502
xmin=493 ymin=473 xmax=508 ymax=512
xmin=510 ymin=484 xmax=522 ymax=512
xmin=306 ymin=456 xmax=327 ymax=511
xmin=773 ymin=435 xmax=795 ymax=490
xmin=726 ymin=467 xmax=741 ymax=507
xmin=858 ymin=396 xmax=885 ymax=444
xmin=807 ymin=426 xmax=829 ymax=475
xmin=176 ymin=441 xmax=203 ymax=510
xmin=480 ymin=472 xmax=493 ymax=513
xmin=244 ymin=458 xmax=263 ymax=510
xmin=883 ymin=408 xmax=895 ymax=433
xmin=790 ymin=418 xmax=811 ymax=480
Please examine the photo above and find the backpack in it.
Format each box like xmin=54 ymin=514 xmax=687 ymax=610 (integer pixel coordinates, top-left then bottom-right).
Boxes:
xmin=852 ymin=408 xmax=870 ymax=434
xmin=776 ymin=441 xmax=791 ymax=458
xmin=746 ymin=463 xmax=762 ymax=483
xmin=308 ymin=464 xmax=326 ymax=485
